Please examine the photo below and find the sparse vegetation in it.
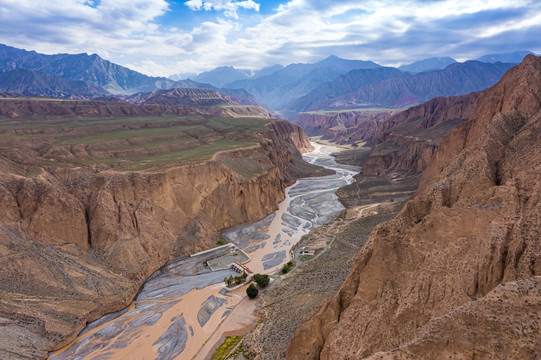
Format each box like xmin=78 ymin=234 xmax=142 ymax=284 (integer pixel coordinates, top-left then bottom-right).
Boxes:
xmin=0 ymin=113 xmax=273 ymax=171
xmin=281 ymin=261 xmax=295 ymax=274
xmin=210 ymin=336 xmax=242 ymax=360
xmin=241 ymin=203 xmax=406 ymax=358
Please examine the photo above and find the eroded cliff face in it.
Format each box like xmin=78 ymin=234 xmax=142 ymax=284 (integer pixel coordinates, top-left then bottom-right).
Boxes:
xmin=0 ymin=119 xmax=315 ymax=359
xmin=292 ymin=110 xmax=397 ymax=142
xmin=363 ymin=93 xmax=479 ymax=175
xmin=287 ymin=55 xmax=541 ymax=359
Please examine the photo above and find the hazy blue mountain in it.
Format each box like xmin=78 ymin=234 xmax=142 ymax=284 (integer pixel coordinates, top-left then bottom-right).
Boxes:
xmin=168 ymin=72 xmax=197 ymax=81
xmin=192 ymin=66 xmax=251 ymax=87
xmin=226 ymin=55 xmax=381 ymax=108
xmin=318 ymin=61 xmax=515 ymax=110
xmin=0 ymin=43 xmax=259 ymax=103
xmin=0 ymin=69 xmax=107 ymax=98
xmin=285 ymin=67 xmax=406 ymax=111
xmin=250 ymin=64 xmax=283 ymax=79
xmin=0 ymin=43 xmax=179 ymax=94
xmin=476 ymin=51 xmax=536 ymax=64
xmin=399 ymin=57 xmax=456 ymax=73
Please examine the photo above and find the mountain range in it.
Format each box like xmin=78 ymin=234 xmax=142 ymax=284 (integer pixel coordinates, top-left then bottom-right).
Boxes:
xmin=0 ymin=44 xmax=535 ymax=114
xmin=284 ymin=67 xmax=407 ymax=112
xmin=398 ymin=56 xmax=457 ymax=73
xmin=476 ymin=50 xmax=537 ymax=63
xmin=225 ymin=55 xmax=381 ymax=109
xmin=0 ymin=43 xmax=259 ymax=104
xmin=314 ymin=60 xmax=515 ymax=110
xmin=0 ymin=69 xmax=107 ymax=99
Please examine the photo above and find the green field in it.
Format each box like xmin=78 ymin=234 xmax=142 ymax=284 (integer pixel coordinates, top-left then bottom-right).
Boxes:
xmin=0 ymin=114 xmax=272 ymax=171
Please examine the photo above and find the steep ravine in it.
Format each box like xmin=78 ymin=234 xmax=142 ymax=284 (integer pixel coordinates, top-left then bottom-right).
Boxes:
xmin=287 ymin=55 xmax=541 ymax=359
xmin=0 ymin=120 xmax=319 ymax=359
xmin=363 ymin=92 xmax=480 ymax=175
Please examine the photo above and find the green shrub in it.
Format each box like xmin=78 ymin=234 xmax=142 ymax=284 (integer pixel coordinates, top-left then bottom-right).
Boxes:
xmin=246 ymin=283 xmax=259 ymax=298
xmin=210 ymin=336 xmax=241 ymax=360
xmin=253 ymin=274 xmax=270 ymax=288
xmin=281 ymin=261 xmax=295 ymax=274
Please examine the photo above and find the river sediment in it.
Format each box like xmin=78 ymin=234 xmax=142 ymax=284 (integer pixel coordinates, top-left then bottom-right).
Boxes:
xmin=49 ymin=143 xmax=358 ymax=360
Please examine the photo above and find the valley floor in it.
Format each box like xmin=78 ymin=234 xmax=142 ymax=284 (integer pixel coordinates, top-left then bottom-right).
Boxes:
xmin=223 ymin=142 xmax=421 ymax=360
xmin=47 ymin=142 xmax=359 ymax=360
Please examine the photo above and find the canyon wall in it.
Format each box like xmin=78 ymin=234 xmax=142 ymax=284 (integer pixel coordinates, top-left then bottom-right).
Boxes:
xmin=363 ymin=93 xmax=479 ymax=175
xmin=292 ymin=110 xmax=397 ymax=142
xmin=287 ymin=55 xmax=541 ymax=359
xmin=0 ymin=119 xmax=314 ymax=359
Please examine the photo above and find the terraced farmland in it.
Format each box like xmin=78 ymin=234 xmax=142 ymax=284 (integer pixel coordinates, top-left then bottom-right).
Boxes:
xmin=0 ymin=110 xmax=272 ymax=171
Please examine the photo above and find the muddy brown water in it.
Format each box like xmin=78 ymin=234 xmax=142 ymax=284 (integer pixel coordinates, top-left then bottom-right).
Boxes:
xmin=49 ymin=142 xmax=359 ymax=360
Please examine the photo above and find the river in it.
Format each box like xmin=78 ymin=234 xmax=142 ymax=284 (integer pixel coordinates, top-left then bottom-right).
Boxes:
xmin=49 ymin=142 xmax=360 ymax=360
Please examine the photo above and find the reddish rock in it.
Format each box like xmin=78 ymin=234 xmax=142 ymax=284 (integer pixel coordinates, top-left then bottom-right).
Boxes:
xmin=287 ymin=55 xmax=541 ymax=360
xmin=0 ymin=114 xmax=315 ymax=358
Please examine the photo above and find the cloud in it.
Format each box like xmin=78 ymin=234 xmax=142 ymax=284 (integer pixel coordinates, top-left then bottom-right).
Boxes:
xmin=0 ymin=0 xmax=540 ymax=76
xmin=184 ymin=0 xmax=260 ymax=19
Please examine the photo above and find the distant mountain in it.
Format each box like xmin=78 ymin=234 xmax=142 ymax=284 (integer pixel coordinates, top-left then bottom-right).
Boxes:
xmin=318 ymin=61 xmax=515 ymax=110
xmin=284 ymin=67 xmax=406 ymax=112
xmin=191 ymin=66 xmax=251 ymax=87
xmin=126 ymin=87 xmax=234 ymax=107
xmin=476 ymin=51 xmax=536 ymax=64
xmin=169 ymin=64 xmax=283 ymax=84
xmin=169 ymin=79 xmax=261 ymax=106
xmin=124 ymin=87 xmax=271 ymax=117
xmin=0 ymin=43 xmax=178 ymax=94
xmin=168 ymin=72 xmax=197 ymax=81
xmin=398 ymin=57 xmax=456 ymax=73
xmin=0 ymin=69 xmax=107 ymax=99
xmin=250 ymin=64 xmax=283 ymax=79
xmin=226 ymin=55 xmax=381 ymax=109
xmin=0 ymin=44 xmax=259 ymax=104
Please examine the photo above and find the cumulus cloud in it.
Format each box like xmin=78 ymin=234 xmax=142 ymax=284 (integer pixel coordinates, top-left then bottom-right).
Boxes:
xmin=184 ymin=0 xmax=260 ymax=19
xmin=0 ymin=0 xmax=539 ymax=76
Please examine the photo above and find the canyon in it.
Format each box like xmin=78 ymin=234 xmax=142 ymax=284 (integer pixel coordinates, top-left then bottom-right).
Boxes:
xmin=0 ymin=40 xmax=540 ymax=360
xmin=0 ymin=97 xmax=322 ymax=359
xmin=47 ymin=142 xmax=358 ymax=360
xmin=287 ymin=54 xmax=541 ymax=360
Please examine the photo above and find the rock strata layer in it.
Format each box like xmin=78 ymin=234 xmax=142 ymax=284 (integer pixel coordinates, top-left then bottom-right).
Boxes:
xmin=363 ymin=92 xmax=479 ymax=175
xmin=287 ymin=55 xmax=541 ymax=359
xmin=0 ymin=116 xmax=315 ymax=359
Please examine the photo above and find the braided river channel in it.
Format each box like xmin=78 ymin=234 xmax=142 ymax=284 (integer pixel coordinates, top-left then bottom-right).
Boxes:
xmin=49 ymin=142 xmax=360 ymax=360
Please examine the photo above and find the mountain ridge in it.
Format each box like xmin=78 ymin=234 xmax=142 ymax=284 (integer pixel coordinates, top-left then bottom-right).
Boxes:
xmin=316 ymin=60 xmax=514 ymax=110
xmin=287 ymin=54 xmax=541 ymax=360
xmin=0 ymin=69 xmax=108 ymax=99
xmin=398 ymin=56 xmax=457 ymax=73
xmin=0 ymin=43 xmax=259 ymax=104
xmin=226 ymin=55 xmax=381 ymax=109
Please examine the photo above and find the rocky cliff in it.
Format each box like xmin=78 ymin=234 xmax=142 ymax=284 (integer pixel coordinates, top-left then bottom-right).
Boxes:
xmin=287 ymin=55 xmax=541 ymax=359
xmin=292 ymin=110 xmax=398 ymax=141
xmin=0 ymin=116 xmax=316 ymax=359
xmin=363 ymin=93 xmax=479 ymax=175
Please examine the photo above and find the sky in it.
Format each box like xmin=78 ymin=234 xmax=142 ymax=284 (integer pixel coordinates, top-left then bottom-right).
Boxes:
xmin=0 ymin=0 xmax=540 ymax=77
